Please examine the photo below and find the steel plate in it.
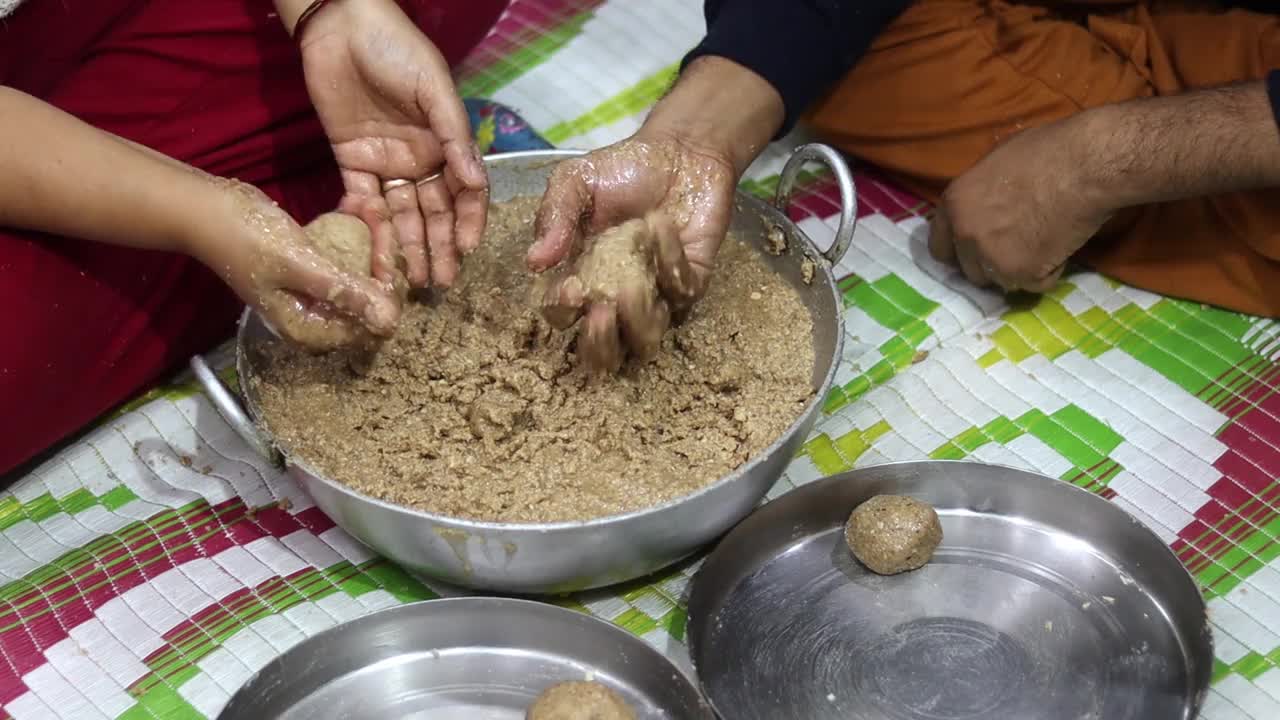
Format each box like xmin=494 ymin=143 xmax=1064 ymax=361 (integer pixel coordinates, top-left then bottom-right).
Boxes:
xmin=218 ymin=597 xmax=712 ymax=719
xmin=687 ymin=461 xmax=1212 ymax=720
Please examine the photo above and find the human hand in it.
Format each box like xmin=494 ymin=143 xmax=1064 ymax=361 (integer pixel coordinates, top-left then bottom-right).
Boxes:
xmin=191 ymin=180 xmax=400 ymax=351
xmin=928 ymin=115 xmax=1113 ymax=293
xmin=529 ymin=134 xmax=737 ymax=371
xmin=298 ymin=0 xmax=488 ymax=289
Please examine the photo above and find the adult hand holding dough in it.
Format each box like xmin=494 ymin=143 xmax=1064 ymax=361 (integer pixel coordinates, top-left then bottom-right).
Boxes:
xmin=529 ymin=57 xmax=783 ymax=373
xmin=188 ymin=182 xmax=401 ymax=351
xmin=537 ymin=212 xmax=689 ymax=373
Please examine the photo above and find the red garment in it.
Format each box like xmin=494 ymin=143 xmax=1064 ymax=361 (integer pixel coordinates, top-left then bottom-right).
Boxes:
xmin=0 ymin=0 xmax=508 ymax=476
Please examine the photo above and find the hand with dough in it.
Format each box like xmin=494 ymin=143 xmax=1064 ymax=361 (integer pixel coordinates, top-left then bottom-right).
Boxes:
xmin=189 ymin=183 xmax=403 ymax=351
xmin=530 ymin=56 xmax=783 ymax=372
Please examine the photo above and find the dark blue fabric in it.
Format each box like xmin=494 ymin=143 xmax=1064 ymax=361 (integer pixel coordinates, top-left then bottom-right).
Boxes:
xmin=682 ymin=0 xmax=909 ymax=137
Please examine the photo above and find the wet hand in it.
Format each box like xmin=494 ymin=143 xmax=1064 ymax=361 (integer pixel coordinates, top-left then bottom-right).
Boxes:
xmin=298 ymin=0 xmax=488 ymax=289
xmin=929 ymin=116 xmax=1111 ymax=294
xmin=529 ymin=134 xmax=736 ymax=371
xmin=192 ymin=180 xmax=400 ymax=351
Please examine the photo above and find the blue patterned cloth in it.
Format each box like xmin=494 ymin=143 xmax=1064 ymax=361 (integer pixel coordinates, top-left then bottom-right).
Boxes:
xmin=464 ymin=98 xmax=555 ymax=153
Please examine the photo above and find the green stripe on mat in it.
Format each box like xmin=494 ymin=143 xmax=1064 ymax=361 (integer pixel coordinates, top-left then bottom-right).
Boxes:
xmin=0 ymin=485 xmax=138 ymax=533
xmin=929 ymin=406 xmax=1123 ymax=489
xmin=542 ymin=63 xmax=679 ymax=144
xmin=457 ymin=8 xmax=597 ymax=98
xmin=821 ymin=272 xmax=938 ymax=414
xmin=1196 ymin=515 xmax=1280 ymax=599
xmin=803 ymin=421 xmax=891 ymax=475
xmin=133 ymin=559 xmax=434 ymax=698
xmin=1223 ymin=647 xmax=1280 ymax=682
xmin=0 ymin=499 xmax=227 ymax=613
xmin=118 ymin=675 xmax=202 ymax=720
xmin=739 ymin=168 xmax=829 ymax=199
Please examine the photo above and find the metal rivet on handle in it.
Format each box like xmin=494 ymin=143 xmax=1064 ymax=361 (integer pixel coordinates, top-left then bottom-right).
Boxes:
xmin=774 ymin=143 xmax=858 ymax=267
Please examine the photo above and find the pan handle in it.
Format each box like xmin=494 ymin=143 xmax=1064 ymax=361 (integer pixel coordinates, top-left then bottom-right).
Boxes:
xmin=190 ymin=355 xmax=280 ymax=464
xmin=774 ymin=143 xmax=857 ymax=267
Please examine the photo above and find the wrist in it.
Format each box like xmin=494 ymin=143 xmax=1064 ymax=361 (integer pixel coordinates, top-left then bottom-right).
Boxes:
xmin=1065 ymin=105 xmax=1141 ymax=215
xmin=274 ymin=0 xmax=346 ymax=40
xmin=640 ymin=56 xmax=784 ymax=178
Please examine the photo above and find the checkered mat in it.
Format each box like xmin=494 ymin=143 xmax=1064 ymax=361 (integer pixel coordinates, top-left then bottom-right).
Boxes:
xmin=3 ymin=1 xmax=1279 ymax=718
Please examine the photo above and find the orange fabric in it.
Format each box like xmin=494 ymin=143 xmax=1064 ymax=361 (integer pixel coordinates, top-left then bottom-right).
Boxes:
xmin=806 ymin=0 xmax=1280 ymax=316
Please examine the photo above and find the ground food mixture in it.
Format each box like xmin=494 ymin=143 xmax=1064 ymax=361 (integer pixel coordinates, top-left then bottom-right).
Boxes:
xmin=253 ymin=196 xmax=815 ymax=523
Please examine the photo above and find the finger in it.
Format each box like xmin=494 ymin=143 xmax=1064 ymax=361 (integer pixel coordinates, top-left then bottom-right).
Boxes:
xmin=540 ymin=274 xmax=586 ymax=330
xmin=384 ymin=183 xmax=430 ymax=287
xmin=285 ymin=250 xmax=400 ymax=335
xmin=579 ymin=301 xmax=623 ymax=374
xmin=339 ymin=170 xmax=399 ymax=284
xmin=418 ymin=67 xmax=486 ymax=190
xmin=418 ymin=174 xmax=460 ymax=288
xmin=928 ymin=209 xmax=956 ymax=266
xmin=649 ymin=213 xmax=701 ymax=309
xmin=618 ymin=286 xmax=669 ymax=363
xmin=1021 ymin=262 xmax=1066 ymax=294
xmin=953 ymin=233 xmax=990 ymax=288
xmin=529 ymin=161 xmax=592 ymax=272
xmin=446 ymin=165 xmax=488 ymax=256
xmin=260 ymin=292 xmax=362 ymax=351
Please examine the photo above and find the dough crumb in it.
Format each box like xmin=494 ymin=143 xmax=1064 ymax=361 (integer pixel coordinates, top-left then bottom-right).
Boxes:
xmin=801 ymin=257 xmax=816 ymax=285
xmin=765 ymin=223 xmax=788 ymax=255
xmin=527 ymin=681 xmax=635 ymax=720
xmin=845 ymin=495 xmax=943 ymax=575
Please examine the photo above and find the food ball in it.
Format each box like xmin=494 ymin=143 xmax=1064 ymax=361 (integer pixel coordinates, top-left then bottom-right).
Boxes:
xmin=526 ymin=681 xmax=636 ymax=720
xmin=845 ymin=494 xmax=943 ymax=575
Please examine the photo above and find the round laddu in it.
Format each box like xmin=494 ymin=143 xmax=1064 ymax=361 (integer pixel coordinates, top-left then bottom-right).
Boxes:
xmin=845 ymin=494 xmax=943 ymax=575
xmin=526 ymin=681 xmax=636 ymax=720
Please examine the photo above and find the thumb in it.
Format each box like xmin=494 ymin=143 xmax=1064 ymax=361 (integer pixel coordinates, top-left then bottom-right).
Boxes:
xmin=529 ymin=162 xmax=592 ymax=272
xmin=285 ymin=250 xmax=401 ymax=336
xmin=928 ymin=208 xmax=956 ymax=266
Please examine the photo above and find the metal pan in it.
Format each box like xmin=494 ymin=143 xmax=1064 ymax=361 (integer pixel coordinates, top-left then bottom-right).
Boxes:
xmin=686 ymin=461 xmax=1213 ymax=720
xmin=217 ymin=597 xmax=713 ymax=719
xmin=192 ymin=144 xmax=857 ymax=595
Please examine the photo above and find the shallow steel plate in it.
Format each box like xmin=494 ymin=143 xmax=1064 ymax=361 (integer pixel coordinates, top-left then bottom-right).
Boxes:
xmin=218 ymin=597 xmax=712 ymax=719
xmin=687 ymin=461 xmax=1212 ymax=720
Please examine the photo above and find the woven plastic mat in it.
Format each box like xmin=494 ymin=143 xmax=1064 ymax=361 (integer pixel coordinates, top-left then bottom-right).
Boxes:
xmin=2 ymin=1 xmax=1278 ymax=718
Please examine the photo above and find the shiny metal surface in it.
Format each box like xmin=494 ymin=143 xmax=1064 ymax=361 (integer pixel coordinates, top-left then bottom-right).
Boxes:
xmin=192 ymin=145 xmax=855 ymax=594
xmin=687 ymin=461 xmax=1213 ymax=720
xmin=217 ymin=598 xmax=712 ymax=720
xmin=775 ymin=143 xmax=857 ymax=264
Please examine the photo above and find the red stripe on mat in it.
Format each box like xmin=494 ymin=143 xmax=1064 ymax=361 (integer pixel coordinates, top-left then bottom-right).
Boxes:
xmin=1174 ymin=386 xmax=1280 ymax=576
xmin=0 ymin=502 xmax=335 ymax=705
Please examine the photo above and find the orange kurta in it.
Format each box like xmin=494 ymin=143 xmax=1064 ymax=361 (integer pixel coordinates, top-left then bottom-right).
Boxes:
xmin=807 ymin=1 xmax=1280 ymax=316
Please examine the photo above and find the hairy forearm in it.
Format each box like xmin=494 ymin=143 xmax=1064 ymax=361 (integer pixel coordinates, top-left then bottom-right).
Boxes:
xmin=0 ymin=87 xmax=216 ymax=254
xmin=638 ymin=56 xmax=784 ymax=178
xmin=1081 ymin=81 xmax=1280 ymax=211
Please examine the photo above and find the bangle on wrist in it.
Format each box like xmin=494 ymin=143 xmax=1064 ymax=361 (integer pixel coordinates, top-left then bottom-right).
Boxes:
xmin=292 ymin=0 xmax=335 ymax=42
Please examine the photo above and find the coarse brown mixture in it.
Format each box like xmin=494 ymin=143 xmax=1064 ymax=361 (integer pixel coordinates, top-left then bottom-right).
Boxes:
xmin=253 ymin=196 xmax=815 ymax=523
